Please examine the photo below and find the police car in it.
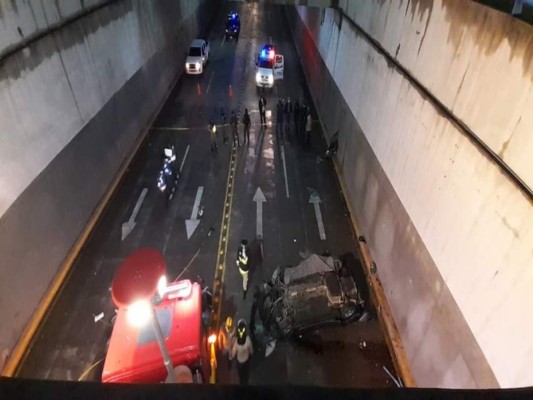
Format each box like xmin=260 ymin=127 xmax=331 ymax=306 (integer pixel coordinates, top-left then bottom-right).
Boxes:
xmin=255 ymin=44 xmax=284 ymax=88
xmin=225 ymin=11 xmax=240 ymax=40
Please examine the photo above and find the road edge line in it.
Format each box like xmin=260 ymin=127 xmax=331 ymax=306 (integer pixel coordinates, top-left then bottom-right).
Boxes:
xmin=1 ymin=64 xmax=183 ymax=378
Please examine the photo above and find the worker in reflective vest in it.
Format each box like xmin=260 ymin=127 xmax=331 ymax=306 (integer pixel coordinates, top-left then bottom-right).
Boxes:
xmin=236 ymin=239 xmax=250 ymax=299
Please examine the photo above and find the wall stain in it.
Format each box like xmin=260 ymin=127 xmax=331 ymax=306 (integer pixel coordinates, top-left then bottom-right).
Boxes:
xmin=0 ymin=1 xmax=134 ymax=81
xmin=498 ymin=115 xmax=521 ymax=158
xmin=440 ymin=0 xmax=533 ymax=79
xmin=496 ymin=211 xmax=520 ymax=239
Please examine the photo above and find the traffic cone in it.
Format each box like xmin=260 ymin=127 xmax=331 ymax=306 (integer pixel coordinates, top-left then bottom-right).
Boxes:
xmin=229 ymin=84 xmax=233 ymax=97
xmin=197 ymin=83 xmax=202 ymax=96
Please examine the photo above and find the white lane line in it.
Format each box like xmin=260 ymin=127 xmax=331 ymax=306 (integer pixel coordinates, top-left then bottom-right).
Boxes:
xmin=309 ymin=192 xmax=326 ymax=240
xmin=281 ymin=145 xmax=290 ymax=198
xmin=180 ymin=145 xmax=190 ymax=173
xmin=221 ymin=35 xmax=226 ymax=47
xmin=206 ymin=71 xmax=215 ymax=94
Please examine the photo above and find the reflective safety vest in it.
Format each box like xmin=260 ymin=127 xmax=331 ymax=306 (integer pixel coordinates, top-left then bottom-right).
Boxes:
xmin=236 ymin=246 xmax=249 ymax=270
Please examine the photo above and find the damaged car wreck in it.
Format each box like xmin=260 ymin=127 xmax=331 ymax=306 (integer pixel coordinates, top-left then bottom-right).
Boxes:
xmin=253 ymin=254 xmax=366 ymax=352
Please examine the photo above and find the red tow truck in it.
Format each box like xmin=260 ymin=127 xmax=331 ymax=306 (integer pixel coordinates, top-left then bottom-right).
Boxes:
xmin=101 ymin=249 xmax=215 ymax=383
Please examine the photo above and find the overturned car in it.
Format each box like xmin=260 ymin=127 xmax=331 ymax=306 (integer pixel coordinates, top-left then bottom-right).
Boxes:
xmin=255 ymin=254 xmax=365 ymax=341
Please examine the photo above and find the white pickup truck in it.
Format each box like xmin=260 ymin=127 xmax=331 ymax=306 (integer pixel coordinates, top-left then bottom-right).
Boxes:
xmin=185 ymin=39 xmax=209 ymax=75
xmin=255 ymin=44 xmax=284 ymax=89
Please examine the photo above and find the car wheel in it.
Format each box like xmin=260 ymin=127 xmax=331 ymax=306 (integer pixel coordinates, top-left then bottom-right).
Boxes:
xmin=340 ymin=303 xmax=357 ymax=322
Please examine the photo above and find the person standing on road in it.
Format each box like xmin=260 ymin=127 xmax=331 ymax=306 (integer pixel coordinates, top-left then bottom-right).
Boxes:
xmin=236 ymin=239 xmax=250 ymax=299
xmin=242 ymin=108 xmax=251 ymax=144
xmin=230 ymin=111 xmax=240 ymax=147
xmin=300 ymin=104 xmax=308 ymax=144
xmin=220 ymin=109 xmax=228 ymax=145
xmin=230 ymin=319 xmax=254 ymax=385
xmin=284 ymin=97 xmax=293 ymax=140
xmin=276 ymin=99 xmax=284 ymax=139
xmin=258 ymin=96 xmax=267 ymax=125
xmin=219 ymin=316 xmax=236 ymax=370
xmin=305 ymin=109 xmax=312 ymax=145
xmin=209 ymin=120 xmax=217 ymax=154
xmin=294 ymin=99 xmax=301 ymax=142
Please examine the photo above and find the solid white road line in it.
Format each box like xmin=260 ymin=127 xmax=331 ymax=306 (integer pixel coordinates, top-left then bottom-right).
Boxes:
xmin=281 ymin=145 xmax=290 ymax=198
xmin=206 ymin=71 xmax=215 ymax=94
xmin=180 ymin=145 xmax=190 ymax=173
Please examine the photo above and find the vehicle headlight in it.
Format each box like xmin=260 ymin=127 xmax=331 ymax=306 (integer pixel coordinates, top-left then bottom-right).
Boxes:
xmin=268 ymin=75 xmax=274 ymax=84
xmin=196 ymin=62 xmax=201 ymax=69
xmin=255 ymin=72 xmax=261 ymax=83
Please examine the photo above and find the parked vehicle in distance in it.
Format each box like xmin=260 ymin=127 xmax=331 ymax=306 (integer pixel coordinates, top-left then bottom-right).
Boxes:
xmin=255 ymin=44 xmax=284 ymax=88
xmin=185 ymin=39 xmax=209 ymax=75
xmin=225 ymin=11 xmax=240 ymax=40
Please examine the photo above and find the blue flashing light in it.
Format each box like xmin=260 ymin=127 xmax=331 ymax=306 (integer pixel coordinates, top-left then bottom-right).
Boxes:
xmin=260 ymin=46 xmax=275 ymax=60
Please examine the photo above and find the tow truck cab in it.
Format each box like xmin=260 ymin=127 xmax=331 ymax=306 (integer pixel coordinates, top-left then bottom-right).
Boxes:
xmin=255 ymin=44 xmax=284 ymax=88
xmin=102 ymin=279 xmax=211 ymax=383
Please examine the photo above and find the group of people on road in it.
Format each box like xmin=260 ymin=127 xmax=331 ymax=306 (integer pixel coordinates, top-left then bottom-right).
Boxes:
xmin=275 ymin=97 xmax=312 ymax=145
xmin=214 ymin=239 xmax=254 ymax=384
xmin=209 ymin=108 xmax=252 ymax=154
xmin=208 ymin=95 xmax=313 ymax=155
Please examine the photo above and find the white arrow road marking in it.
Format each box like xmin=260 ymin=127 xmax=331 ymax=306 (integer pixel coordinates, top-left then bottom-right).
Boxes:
xmin=185 ymin=186 xmax=204 ymax=239
xmin=253 ymin=187 xmax=267 ymax=239
xmin=309 ymin=192 xmax=326 ymax=240
xmin=180 ymin=145 xmax=190 ymax=173
xmin=121 ymin=188 xmax=148 ymax=240
xmin=281 ymin=145 xmax=290 ymax=198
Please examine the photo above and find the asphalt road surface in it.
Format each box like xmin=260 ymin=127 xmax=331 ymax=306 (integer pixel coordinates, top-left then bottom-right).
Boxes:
xmin=18 ymin=1 xmax=395 ymax=388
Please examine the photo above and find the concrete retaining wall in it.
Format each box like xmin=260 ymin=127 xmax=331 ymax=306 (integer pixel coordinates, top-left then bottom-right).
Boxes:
xmin=287 ymin=1 xmax=533 ymax=389
xmin=0 ymin=0 xmax=217 ymax=371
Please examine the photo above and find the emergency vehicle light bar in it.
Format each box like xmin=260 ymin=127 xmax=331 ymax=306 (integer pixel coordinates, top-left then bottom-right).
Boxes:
xmin=162 ymin=279 xmax=193 ymax=300
xmin=260 ymin=48 xmax=275 ymax=60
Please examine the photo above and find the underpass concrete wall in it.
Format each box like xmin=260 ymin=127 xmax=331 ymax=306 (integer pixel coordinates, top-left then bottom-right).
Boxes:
xmin=0 ymin=0 xmax=217 ymax=371
xmin=287 ymin=2 xmax=533 ymax=388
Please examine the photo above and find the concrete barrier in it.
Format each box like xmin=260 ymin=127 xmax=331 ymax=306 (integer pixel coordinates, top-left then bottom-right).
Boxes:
xmin=0 ymin=0 xmax=217 ymax=373
xmin=287 ymin=1 xmax=533 ymax=388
